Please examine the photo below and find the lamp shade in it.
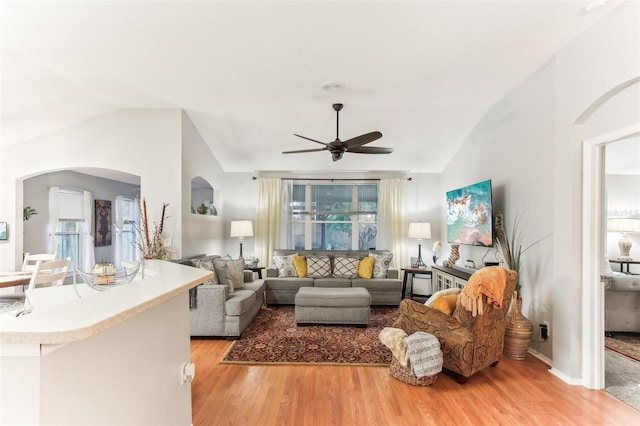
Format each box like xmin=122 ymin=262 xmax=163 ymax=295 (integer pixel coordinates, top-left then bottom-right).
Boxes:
xmin=408 ymin=222 xmax=431 ymax=240
xmin=607 ymin=217 xmax=640 ymax=233
xmin=230 ymin=220 xmax=253 ymax=238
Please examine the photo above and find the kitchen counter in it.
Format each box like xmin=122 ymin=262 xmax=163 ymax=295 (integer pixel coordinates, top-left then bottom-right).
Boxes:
xmin=0 ymin=259 xmax=213 ymax=426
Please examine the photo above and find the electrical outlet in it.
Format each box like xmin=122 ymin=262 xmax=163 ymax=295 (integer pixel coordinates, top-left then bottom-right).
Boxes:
xmin=539 ymin=324 xmax=548 ymax=340
xmin=543 ymin=321 xmax=550 ymax=338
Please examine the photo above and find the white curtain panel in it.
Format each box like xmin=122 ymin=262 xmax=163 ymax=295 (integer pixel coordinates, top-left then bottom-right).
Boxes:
xmin=47 ymin=187 xmax=59 ymax=254
xmin=281 ymin=179 xmax=294 ymax=249
xmin=81 ymin=191 xmax=95 ymax=271
xmin=254 ymin=178 xmax=282 ymax=268
xmin=114 ymin=196 xmax=126 ymax=268
xmin=377 ymin=179 xmax=408 ymax=269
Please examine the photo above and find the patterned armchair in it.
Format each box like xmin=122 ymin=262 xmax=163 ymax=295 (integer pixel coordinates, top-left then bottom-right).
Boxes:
xmin=393 ymin=268 xmax=517 ymax=383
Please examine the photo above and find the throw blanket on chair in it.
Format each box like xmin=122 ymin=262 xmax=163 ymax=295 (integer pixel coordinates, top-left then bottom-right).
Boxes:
xmin=458 ymin=266 xmax=507 ymax=317
xmin=379 ymin=327 xmax=409 ymax=366
xmin=405 ymin=332 xmax=443 ymax=378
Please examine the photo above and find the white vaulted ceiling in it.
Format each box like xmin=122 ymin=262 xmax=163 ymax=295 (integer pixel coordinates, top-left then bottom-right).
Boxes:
xmin=0 ymin=0 xmax=624 ymax=173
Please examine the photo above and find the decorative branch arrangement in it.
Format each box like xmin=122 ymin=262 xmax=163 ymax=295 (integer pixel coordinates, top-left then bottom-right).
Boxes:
xmin=137 ymin=198 xmax=171 ymax=260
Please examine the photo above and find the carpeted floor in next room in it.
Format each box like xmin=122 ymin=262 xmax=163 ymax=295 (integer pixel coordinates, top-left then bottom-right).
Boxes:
xmin=605 ymin=332 xmax=640 ymax=411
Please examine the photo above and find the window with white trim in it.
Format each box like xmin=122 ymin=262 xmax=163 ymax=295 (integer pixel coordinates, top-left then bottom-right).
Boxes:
xmin=289 ymin=183 xmax=378 ymax=250
xmin=54 ymin=189 xmax=83 ymax=273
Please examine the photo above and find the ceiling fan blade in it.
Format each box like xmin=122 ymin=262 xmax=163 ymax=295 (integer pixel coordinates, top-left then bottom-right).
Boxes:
xmin=343 ymin=131 xmax=383 ymax=149
xmin=347 ymin=146 xmax=394 ymax=154
xmin=294 ymin=134 xmax=329 ymax=147
xmin=282 ymin=147 xmax=327 ymax=154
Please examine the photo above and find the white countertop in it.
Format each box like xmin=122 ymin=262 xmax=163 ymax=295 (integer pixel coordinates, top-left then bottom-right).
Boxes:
xmin=0 ymin=260 xmax=213 ymax=346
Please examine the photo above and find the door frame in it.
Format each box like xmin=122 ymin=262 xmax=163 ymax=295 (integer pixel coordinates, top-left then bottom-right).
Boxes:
xmin=582 ymin=123 xmax=640 ymax=389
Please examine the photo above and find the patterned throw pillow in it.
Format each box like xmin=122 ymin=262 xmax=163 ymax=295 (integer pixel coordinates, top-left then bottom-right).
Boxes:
xmin=369 ymin=252 xmax=393 ymax=278
xmin=273 ymin=254 xmax=298 ymax=277
xmin=333 ymin=256 xmax=359 ymax=278
xmin=213 ymin=257 xmax=245 ymax=293
xmin=194 ymin=259 xmax=219 ymax=286
xmin=307 ymin=256 xmax=332 ymax=278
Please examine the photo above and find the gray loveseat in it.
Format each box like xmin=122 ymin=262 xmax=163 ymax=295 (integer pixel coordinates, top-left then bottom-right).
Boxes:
xmin=175 ymin=255 xmax=266 ymax=339
xmin=265 ymin=249 xmax=402 ymax=306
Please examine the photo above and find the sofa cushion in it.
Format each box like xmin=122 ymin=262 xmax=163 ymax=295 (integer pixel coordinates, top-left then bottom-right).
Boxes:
xmin=293 ymin=255 xmax=307 ymax=277
xmin=369 ymin=252 xmax=393 ymax=278
xmin=266 ymin=277 xmax=315 ymax=291
xmin=307 ymin=256 xmax=332 ymax=278
xmin=314 ymin=277 xmax=352 ymax=288
xmin=225 ymin=289 xmax=257 ymax=316
xmin=352 ymin=278 xmax=401 ymax=291
xmin=333 ymin=256 xmax=359 ymax=278
xmin=357 ymin=257 xmax=375 ymax=278
xmin=273 ymin=253 xmax=298 ymax=277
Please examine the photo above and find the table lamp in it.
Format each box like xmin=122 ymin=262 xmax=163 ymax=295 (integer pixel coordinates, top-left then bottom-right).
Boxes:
xmin=230 ymin=220 xmax=253 ymax=258
xmin=408 ymin=222 xmax=431 ymax=269
xmin=607 ymin=217 xmax=640 ymax=260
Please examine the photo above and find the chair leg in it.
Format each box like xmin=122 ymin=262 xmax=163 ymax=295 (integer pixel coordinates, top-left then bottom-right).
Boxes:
xmin=490 ymin=360 xmax=500 ymax=367
xmin=443 ymin=368 xmax=469 ymax=384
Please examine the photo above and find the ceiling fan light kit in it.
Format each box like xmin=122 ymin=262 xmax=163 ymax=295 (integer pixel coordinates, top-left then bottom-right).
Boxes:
xmin=283 ymin=103 xmax=393 ymax=162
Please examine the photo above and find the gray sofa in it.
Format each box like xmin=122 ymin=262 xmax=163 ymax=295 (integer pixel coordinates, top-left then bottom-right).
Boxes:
xmin=176 ymin=255 xmax=266 ymax=339
xmin=603 ymin=271 xmax=640 ymax=333
xmin=265 ymin=249 xmax=402 ymax=306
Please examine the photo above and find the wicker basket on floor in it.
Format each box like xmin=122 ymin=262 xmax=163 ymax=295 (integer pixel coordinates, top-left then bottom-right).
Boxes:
xmin=389 ymin=357 xmax=438 ymax=386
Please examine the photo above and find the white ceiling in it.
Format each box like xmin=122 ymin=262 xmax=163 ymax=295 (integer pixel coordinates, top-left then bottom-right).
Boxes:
xmin=0 ymin=0 xmax=626 ymax=174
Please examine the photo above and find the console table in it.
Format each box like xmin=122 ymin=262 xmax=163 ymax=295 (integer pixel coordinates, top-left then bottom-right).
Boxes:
xmin=432 ymin=265 xmax=473 ymax=293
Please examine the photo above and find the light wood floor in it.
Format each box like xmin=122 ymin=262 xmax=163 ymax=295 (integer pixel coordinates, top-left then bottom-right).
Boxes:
xmin=191 ymin=339 xmax=639 ymax=426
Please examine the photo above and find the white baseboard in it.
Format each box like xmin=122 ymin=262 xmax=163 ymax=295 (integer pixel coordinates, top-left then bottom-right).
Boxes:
xmin=527 ymin=348 xmax=583 ymax=386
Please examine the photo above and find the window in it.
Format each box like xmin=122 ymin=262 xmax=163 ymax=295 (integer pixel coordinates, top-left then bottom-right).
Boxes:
xmin=55 ymin=221 xmax=81 ymax=273
xmin=118 ymin=197 xmax=140 ymax=262
xmin=289 ymin=182 xmax=378 ymax=250
xmin=53 ymin=188 xmax=85 ymax=273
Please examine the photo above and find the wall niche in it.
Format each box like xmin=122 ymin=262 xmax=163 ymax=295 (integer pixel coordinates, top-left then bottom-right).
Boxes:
xmin=191 ymin=176 xmax=217 ymax=216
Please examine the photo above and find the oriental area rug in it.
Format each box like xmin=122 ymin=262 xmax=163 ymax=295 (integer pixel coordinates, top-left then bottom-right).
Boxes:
xmin=605 ymin=332 xmax=640 ymax=363
xmin=221 ymin=305 xmax=400 ymax=366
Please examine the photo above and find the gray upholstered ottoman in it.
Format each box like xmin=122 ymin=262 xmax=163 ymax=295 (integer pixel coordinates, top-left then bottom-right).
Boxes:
xmin=294 ymin=287 xmax=371 ymax=327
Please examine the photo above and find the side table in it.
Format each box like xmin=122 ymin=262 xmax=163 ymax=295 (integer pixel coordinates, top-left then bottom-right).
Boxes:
xmin=401 ymin=267 xmax=433 ymax=300
xmin=608 ymin=259 xmax=640 ymax=274
xmin=244 ymin=266 xmax=265 ymax=279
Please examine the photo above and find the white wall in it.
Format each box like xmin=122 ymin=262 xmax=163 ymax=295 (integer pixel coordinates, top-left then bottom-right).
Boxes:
xmin=440 ymin=0 xmax=639 ymax=380
xmin=0 ymin=109 xmax=182 ymax=270
xmin=181 ymin=111 xmax=226 ymax=257
xmin=441 ymin=57 xmax=556 ymax=359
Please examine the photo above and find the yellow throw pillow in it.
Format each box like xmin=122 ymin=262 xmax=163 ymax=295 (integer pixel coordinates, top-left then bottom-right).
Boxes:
xmin=293 ymin=255 xmax=307 ymax=277
xmin=358 ymin=257 xmax=375 ymax=279
xmin=432 ymin=294 xmax=459 ymax=315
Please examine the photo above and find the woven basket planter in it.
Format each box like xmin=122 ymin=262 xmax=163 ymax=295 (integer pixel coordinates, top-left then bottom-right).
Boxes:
xmin=389 ymin=357 xmax=438 ymax=386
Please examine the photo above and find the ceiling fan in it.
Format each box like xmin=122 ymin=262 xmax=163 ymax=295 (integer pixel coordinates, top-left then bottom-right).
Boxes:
xmin=283 ymin=103 xmax=393 ymax=162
